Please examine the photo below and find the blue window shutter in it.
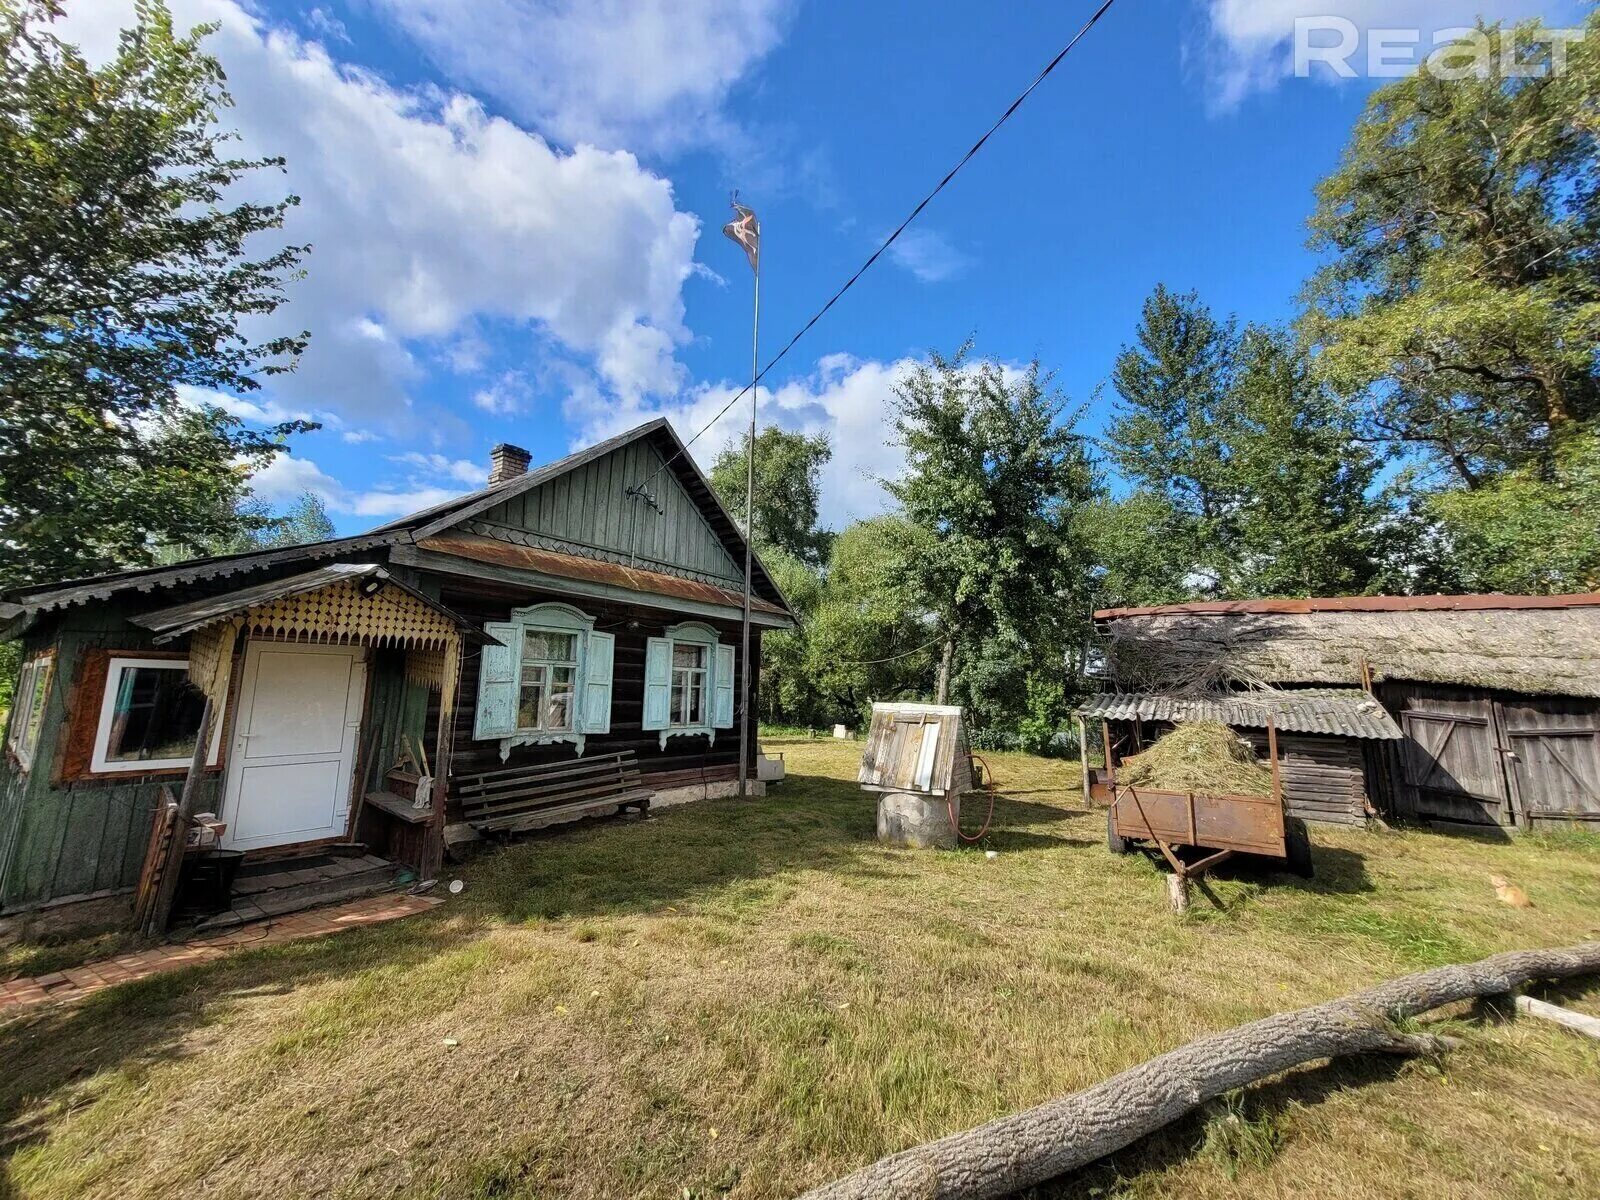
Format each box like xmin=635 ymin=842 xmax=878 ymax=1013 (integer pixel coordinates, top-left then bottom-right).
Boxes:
xmin=582 ymin=631 xmax=615 ymax=735
xmin=642 ymin=637 xmax=671 ymax=731
xmin=474 ymin=622 xmax=518 ymax=739
xmin=713 ymin=643 xmax=736 ymax=729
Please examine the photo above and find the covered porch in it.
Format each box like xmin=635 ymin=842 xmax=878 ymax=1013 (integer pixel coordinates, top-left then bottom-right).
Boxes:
xmin=129 ymin=564 xmax=482 ymax=932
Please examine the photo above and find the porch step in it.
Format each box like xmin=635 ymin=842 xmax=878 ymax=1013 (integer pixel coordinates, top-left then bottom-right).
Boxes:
xmin=192 ymin=853 xmax=408 ymax=932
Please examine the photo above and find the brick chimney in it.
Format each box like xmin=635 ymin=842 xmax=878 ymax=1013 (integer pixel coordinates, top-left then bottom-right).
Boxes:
xmin=488 ymin=442 xmax=531 ymax=486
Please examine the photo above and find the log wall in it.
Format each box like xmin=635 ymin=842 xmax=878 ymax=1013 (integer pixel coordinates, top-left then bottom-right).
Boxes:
xmin=424 ymin=576 xmax=761 ymax=817
xmin=1245 ymin=732 xmax=1372 ymax=826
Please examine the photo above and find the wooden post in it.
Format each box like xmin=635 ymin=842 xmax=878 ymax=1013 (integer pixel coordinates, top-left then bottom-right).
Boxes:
xmin=143 ymin=696 xmax=215 ymax=938
xmin=1102 ymin=720 xmax=1117 ymax=789
xmin=1076 ymin=716 xmax=1092 ymax=809
xmin=422 ymin=638 xmax=460 ymax=881
xmin=1166 ymin=872 xmax=1191 ymax=913
xmin=1267 ymin=716 xmax=1282 ymax=805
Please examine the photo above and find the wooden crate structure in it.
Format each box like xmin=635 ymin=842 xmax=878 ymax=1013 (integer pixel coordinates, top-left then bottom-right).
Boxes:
xmin=858 ymin=703 xmax=973 ymax=798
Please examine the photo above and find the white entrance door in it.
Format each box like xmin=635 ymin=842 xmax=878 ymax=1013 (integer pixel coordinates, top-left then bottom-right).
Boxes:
xmin=222 ymin=642 xmax=367 ymax=851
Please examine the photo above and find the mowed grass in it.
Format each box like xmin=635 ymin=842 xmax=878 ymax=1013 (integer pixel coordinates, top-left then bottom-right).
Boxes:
xmin=2 ymin=736 xmax=1599 ymax=1199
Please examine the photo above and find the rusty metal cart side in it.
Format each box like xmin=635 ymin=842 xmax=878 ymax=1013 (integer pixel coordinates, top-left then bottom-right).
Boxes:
xmin=1103 ymin=718 xmax=1314 ymax=891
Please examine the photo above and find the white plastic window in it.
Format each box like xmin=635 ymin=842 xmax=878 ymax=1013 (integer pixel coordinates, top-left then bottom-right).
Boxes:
xmin=90 ymin=657 xmax=218 ymax=774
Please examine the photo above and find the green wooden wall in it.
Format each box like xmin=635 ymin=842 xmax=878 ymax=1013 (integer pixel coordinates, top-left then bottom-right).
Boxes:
xmin=476 ymin=437 xmax=743 ymax=586
xmin=0 ymin=603 xmax=224 ymax=914
xmin=362 ymin=647 xmax=431 ymax=793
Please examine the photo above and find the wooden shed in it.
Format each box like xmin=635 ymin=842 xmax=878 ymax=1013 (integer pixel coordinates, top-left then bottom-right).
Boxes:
xmin=1093 ymin=594 xmax=1600 ymax=833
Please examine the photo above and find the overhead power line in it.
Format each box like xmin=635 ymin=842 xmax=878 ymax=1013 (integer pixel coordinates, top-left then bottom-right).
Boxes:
xmin=647 ymin=0 xmax=1121 ymax=485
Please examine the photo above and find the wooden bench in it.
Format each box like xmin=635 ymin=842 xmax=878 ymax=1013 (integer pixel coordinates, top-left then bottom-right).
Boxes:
xmin=454 ymin=751 xmax=653 ymax=835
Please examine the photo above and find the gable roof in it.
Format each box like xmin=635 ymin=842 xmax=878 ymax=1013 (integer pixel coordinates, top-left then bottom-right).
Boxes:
xmin=128 ymin=563 xmax=487 ymax=644
xmin=3 ymin=419 xmax=794 ymax=622
xmin=384 ymin=418 xmax=788 ymax=610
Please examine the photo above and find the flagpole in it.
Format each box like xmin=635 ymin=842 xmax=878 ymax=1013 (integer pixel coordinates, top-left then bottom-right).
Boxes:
xmin=738 ymin=249 xmax=759 ymax=799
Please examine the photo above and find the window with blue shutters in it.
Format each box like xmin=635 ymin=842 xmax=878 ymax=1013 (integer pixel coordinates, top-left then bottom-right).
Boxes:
xmin=641 ymin=622 xmax=734 ymax=749
xmin=474 ymin=603 xmax=614 ymax=760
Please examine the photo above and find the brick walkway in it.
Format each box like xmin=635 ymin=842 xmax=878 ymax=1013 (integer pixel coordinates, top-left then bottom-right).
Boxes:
xmin=0 ymin=893 xmax=443 ymax=1015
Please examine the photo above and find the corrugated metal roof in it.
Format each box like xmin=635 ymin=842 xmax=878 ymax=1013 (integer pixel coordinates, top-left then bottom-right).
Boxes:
xmin=1076 ymin=689 xmax=1403 ymax=740
xmin=1095 ymin=592 xmax=1600 ymax=620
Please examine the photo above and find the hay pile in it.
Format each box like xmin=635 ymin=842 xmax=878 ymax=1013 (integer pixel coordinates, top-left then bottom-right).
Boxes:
xmin=1119 ymin=721 xmax=1274 ymax=797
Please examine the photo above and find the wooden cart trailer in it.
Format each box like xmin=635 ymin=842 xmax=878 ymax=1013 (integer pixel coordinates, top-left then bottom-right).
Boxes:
xmin=1103 ymin=719 xmax=1312 ymax=907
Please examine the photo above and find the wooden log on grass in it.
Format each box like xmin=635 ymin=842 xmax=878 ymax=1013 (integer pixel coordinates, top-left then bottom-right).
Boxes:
xmin=798 ymin=942 xmax=1600 ymax=1200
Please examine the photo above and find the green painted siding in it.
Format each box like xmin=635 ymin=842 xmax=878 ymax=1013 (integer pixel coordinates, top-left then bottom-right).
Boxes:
xmin=362 ymin=648 xmax=431 ymax=793
xmin=476 ymin=438 xmax=742 ymax=585
xmin=0 ymin=603 xmax=224 ymax=913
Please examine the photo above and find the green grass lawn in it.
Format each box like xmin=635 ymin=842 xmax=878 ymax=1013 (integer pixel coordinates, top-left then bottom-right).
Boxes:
xmin=2 ymin=736 xmax=1599 ymax=1199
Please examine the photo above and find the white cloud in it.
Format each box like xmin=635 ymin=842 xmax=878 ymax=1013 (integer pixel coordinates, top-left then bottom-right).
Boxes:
xmin=471 ymin=370 xmax=530 ymax=416
xmin=70 ymin=0 xmax=705 ymax=435
xmin=577 ymin=353 xmax=919 ymax=529
xmin=367 ymin=0 xmax=795 ymax=155
xmin=1201 ymin=1 xmax=1578 ymax=108
xmin=174 ymin=383 xmax=319 ymax=427
xmin=389 ymin=451 xmax=489 ymax=485
xmin=886 ymin=228 xmax=972 ymax=284
xmin=249 ymin=453 xmax=466 ymax=517
xmin=304 ymin=7 xmax=350 ymax=43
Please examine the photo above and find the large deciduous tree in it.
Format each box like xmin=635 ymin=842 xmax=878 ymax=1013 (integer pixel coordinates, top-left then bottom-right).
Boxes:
xmin=886 ymin=346 xmax=1097 ymax=727
xmin=1303 ymin=14 xmax=1600 ymax=486
xmin=1425 ymin=430 xmax=1600 ymax=594
xmin=709 ymin=426 xmax=833 ymax=565
xmin=0 ymin=0 xmax=311 ymax=589
xmin=806 ymin=515 xmax=938 ymax=724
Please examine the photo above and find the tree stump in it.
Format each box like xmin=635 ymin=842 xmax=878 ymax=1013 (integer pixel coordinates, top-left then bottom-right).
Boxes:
xmin=1166 ymin=873 xmax=1190 ymax=913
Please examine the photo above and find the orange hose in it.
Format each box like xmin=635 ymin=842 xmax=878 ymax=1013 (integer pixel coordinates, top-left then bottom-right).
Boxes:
xmin=950 ymin=753 xmax=997 ymax=842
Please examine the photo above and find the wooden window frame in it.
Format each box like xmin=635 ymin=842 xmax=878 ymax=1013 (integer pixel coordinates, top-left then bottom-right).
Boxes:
xmin=517 ymin=627 xmax=580 ymax=736
xmin=645 ymin=622 xmax=734 ymax=750
xmin=476 ymin=603 xmax=614 ymax=761
xmin=5 ymin=650 xmax=54 ymax=771
xmin=669 ymin=642 xmax=709 ymax=730
xmin=86 ymin=654 xmax=224 ymax=775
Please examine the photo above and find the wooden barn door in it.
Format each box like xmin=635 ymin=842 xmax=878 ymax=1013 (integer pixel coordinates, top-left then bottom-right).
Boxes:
xmin=1498 ymin=697 xmax=1600 ymax=827
xmin=1395 ymin=689 xmax=1514 ymax=828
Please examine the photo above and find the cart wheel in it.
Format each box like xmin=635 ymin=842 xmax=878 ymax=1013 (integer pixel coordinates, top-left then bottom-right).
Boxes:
xmin=1284 ymin=817 xmax=1314 ymax=878
xmin=1106 ymin=805 xmax=1131 ymax=855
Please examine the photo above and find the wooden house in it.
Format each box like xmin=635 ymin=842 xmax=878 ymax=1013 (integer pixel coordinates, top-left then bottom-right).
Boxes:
xmin=1089 ymin=594 xmax=1600 ymax=833
xmin=0 ymin=420 xmax=794 ymax=932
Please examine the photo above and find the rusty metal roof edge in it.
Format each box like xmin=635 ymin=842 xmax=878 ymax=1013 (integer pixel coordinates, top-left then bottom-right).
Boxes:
xmin=1094 ymin=592 xmax=1600 ymax=621
xmin=415 ymin=533 xmax=793 ymax=622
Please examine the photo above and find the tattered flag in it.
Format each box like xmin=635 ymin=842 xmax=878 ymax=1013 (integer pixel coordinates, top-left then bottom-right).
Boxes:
xmin=722 ymin=198 xmax=760 ymax=273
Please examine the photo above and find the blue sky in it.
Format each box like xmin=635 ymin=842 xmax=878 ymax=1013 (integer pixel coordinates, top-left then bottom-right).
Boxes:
xmin=74 ymin=0 xmax=1587 ymax=533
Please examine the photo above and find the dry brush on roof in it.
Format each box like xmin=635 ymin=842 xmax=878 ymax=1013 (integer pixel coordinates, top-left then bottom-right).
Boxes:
xmin=1100 ymin=607 xmax=1600 ymax=699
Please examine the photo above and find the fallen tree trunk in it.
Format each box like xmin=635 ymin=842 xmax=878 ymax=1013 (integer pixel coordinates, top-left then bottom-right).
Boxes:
xmin=799 ymin=942 xmax=1600 ymax=1200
